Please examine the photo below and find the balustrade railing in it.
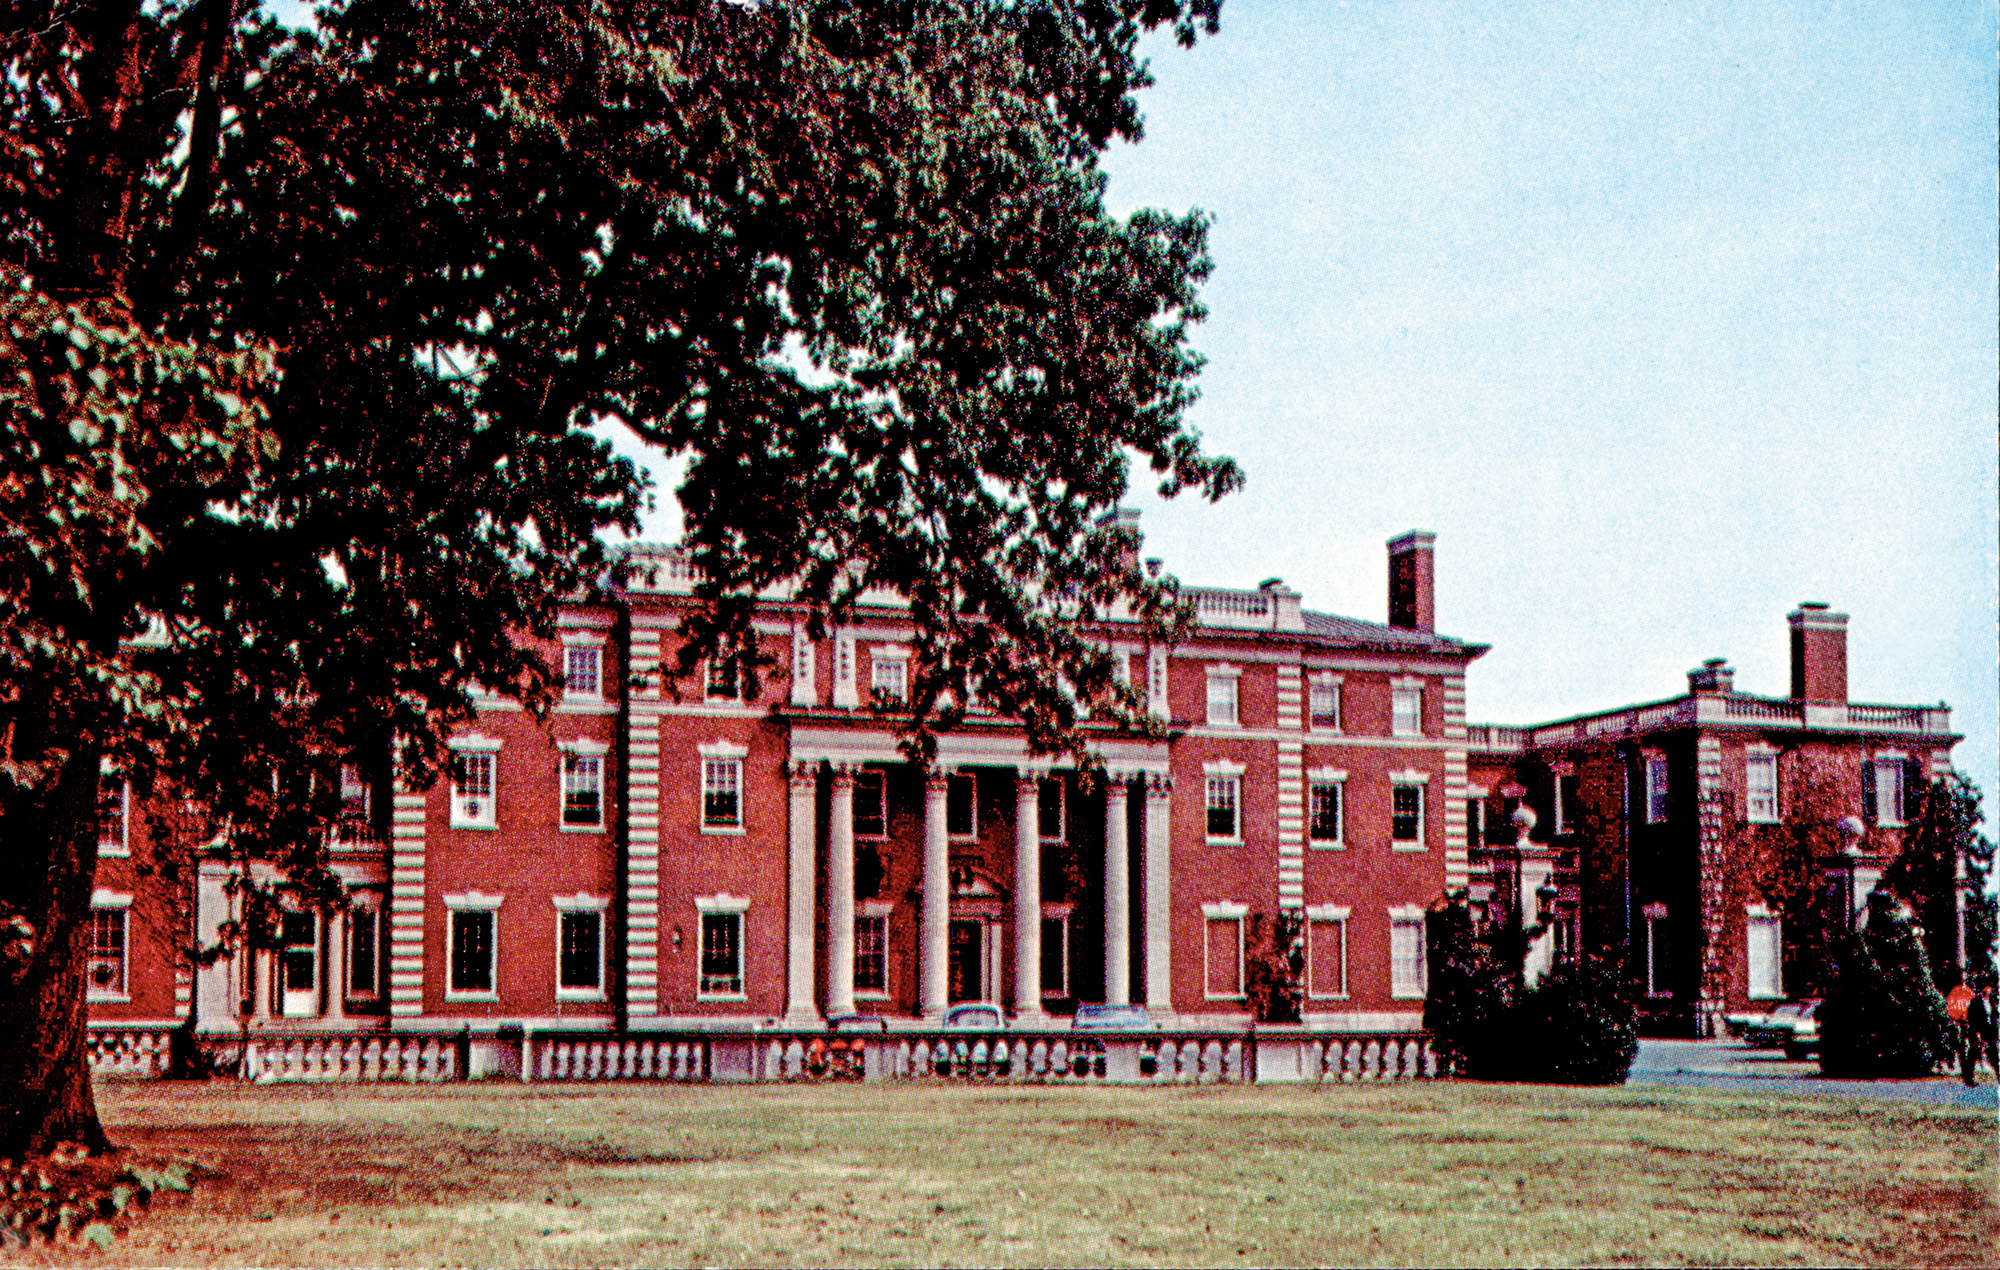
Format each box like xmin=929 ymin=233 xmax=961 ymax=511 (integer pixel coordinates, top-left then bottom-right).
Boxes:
xmin=88 ymin=1023 xmax=1437 ymax=1086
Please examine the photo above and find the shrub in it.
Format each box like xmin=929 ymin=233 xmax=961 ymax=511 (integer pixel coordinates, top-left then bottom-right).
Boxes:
xmin=1819 ymin=891 xmax=1959 ymax=1078
xmin=1505 ymin=955 xmax=1639 ymax=1085
xmin=1246 ymin=913 xmax=1304 ymax=1024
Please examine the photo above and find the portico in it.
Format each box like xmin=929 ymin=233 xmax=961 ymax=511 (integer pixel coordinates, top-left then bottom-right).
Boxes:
xmin=786 ymin=728 xmax=1171 ymax=1023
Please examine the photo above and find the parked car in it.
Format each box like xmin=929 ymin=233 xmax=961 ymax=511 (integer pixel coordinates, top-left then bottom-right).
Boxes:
xmin=1742 ymin=999 xmax=1820 ymax=1051
xmin=1781 ymin=1000 xmax=1822 ymax=1059
xmin=941 ymin=1002 xmax=1006 ymax=1030
xmin=1071 ymin=1004 xmax=1156 ymax=1031
xmin=826 ymin=1014 xmax=889 ymax=1034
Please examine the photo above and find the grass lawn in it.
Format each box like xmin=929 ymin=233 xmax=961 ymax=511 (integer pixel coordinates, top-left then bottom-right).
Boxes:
xmin=42 ymin=1078 xmax=1995 ymax=1267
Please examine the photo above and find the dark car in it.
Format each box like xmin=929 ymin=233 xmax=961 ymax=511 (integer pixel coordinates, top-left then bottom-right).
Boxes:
xmin=1071 ymin=1004 xmax=1156 ymax=1031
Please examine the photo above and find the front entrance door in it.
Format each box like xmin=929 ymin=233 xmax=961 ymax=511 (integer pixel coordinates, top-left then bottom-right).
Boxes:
xmin=948 ymin=919 xmax=985 ymax=1002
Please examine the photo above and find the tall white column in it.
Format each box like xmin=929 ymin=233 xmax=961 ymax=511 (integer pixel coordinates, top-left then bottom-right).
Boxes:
xmin=785 ymin=762 xmax=822 ymax=1023
xmin=826 ymin=766 xmax=857 ymax=1018
xmin=1143 ymin=774 xmax=1174 ymax=1014
xmin=921 ymin=769 xmax=952 ymax=1018
xmin=325 ymin=908 xmax=348 ymax=1022
xmin=1013 ymin=769 xmax=1044 ymax=1018
xmin=1103 ymin=776 xmax=1132 ymax=1006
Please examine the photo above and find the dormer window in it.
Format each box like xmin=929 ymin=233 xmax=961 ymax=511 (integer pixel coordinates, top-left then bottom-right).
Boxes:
xmin=1206 ymin=666 xmax=1240 ymax=727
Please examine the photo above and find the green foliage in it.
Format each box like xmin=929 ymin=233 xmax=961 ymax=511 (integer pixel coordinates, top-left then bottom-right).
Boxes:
xmin=0 ymin=1150 xmax=194 ymax=1249
xmin=1245 ymin=912 xmax=1303 ymax=1024
xmin=1819 ymin=891 xmax=1959 ymax=1078
xmin=1424 ymin=893 xmax=1636 ymax=1084
xmin=1883 ymin=773 xmax=1993 ymax=989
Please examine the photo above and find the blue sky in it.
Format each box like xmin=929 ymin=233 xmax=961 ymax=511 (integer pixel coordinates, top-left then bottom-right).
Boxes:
xmin=1086 ymin=0 xmax=1997 ymax=808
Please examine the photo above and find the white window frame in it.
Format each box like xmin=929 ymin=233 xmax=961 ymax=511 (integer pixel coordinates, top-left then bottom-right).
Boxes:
xmin=1466 ymin=797 xmax=1485 ymax=847
xmin=1037 ymin=776 xmax=1067 ymax=844
xmin=855 ymin=902 xmax=893 ymax=999
xmin=96 ymin=771 xmax=130 ymax=857
xmin=1308 ymin=673 xmax=1343 ymax=732
xmin=1871 ymin=755 xmax=1907 ymax=828
xmin=1390 ymin=772 xmax=1428 ymax=850
xmin=1391 ymin=678 xmax=1424 ymax=738
xmin=1745 ymin=750 xmax=1779 ymax=825
xmin=345 ymin=898 xmax=381 ymax=1000
xmin=1201 ymin=901 xmax=1248 ymax=1001
xmin=1644 ymin=753 xmax=1670 ymax=824
xmin=1746 ymin=905 xmax=1783 ymax=1001
xmin=1550 ymin=764 xmax=1574 ymax=836
xmin=559 ymin=744 xmax=608 ymax=831
xmin=1040 ymin=903 xmax=1073 ymax=999
xmin=703 ymin=651 xmax=742 ymax=702
xmin=553 ymin=894 xmax=609 ymax=1001
xmin=276 ymin=907 xmax=322 ymax=1018
xmin=448 ymin=736 xmax=502 ymax=829
xmin=1203 ymin=761 xmax=1245 ymax=845
xmin=947 ymin=773 xmax=978 ymax=840
xmin=1305 ymin=904 xmax=1350 ymax=1001
xmin=699 ymin=740 xmax=749 ymax=835
xmin=86 ymin=890 xmax=133 ymax=1002
xmin=562 ymin=642 xmax=604 ymax=701
xmin=1642 ymin=902 xmax=1670 ymax=998
xmin=694 ymin=894 xmax=750 ymax=1001
xmin=869 ymin=645 xmax=909 ymax=704
xmin=1389 ymin=906 xmax=1427 ymax=1000
xmin=1205 ymin=665 xmax=1241 ymax=727
xmin=443 ymin=892 xmax=504 ymax=1001
xmin=1307 ymin=767 xmax=1346 ymax=848
xmin=849 ymin=768 xmax=890 ymax=840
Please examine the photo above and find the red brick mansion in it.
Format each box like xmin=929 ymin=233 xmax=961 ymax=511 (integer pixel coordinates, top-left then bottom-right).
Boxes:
xmin=84 ymin=529 xmax=1964 ymax=1079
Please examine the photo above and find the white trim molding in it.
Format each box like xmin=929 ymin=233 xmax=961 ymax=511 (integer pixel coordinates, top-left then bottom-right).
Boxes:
xmin=694 ymin=893 xmax=752 ymax=913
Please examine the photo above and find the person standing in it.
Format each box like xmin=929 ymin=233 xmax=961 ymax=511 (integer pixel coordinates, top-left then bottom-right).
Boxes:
xmin=1962 ymin=982 xmax=1995 ymax=1087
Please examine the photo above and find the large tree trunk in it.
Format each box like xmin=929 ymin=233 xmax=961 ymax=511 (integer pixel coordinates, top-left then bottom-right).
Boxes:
xmin=0 ymin=747 xmax=112 ymax=1158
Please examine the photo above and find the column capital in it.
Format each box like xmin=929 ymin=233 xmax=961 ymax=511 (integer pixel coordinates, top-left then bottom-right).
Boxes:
xmin=924 ymin=766 xmax=952 ymax=793
xmin=1145 ymin=772 xmax=1175 ymax=798
xmin=787 ymin=760 xmax=819 ymax=787
xmin=1015 ymin=766 xmax=1047 ymax=792
xmin=829 ymin=762 xmax=858 ymax=788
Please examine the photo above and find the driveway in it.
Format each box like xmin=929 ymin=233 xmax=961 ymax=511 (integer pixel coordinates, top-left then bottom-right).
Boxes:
xmin=1630 ymin=1038 xmax=1997 ymax=1109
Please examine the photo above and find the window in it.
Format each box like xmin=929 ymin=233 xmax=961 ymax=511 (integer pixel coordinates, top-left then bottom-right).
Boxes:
xmin=1203 ymin=908 xmax=1246 ymax=1000
xmin=279 ymin=910 xmax=318 ymax=1014
xmin=1644 ymin=754 xmax=1670 ymax=824
xmin=1038 ymin=777 xmax=1066 ymax=843
xmin=1391 ymin=684 xmax=1423 ymax=737
xmin=1392 ymin=782 xmax=1424 ymax=846
xmin=699 ymin=911 xmax=744 ymax=997
xmin=853 ymin=770 xmax=888 ymax=838
xmin=336 ymin=762 xmax=372 ymax=835
xmin=1553 ymin=772 xmax=1578 ymax=836
xmin=855 ymin=914 xmax=889 ymax=995
xmin=451 ymin=751 xmax=497 ymax=827
xmin=1205 ymin=775 xmax=1241 ymax=842
xmin=558 ymin=910 xmax=603 ymax=995
xmin=1307 ymin=911 xmax=1348 ymax=1000
xmin=347 ymin=904 xmax=379 ymax=998
xmin=448 ymin=909 xmax=496 ymax=996
xmin=701 ymin=758 xmax=743 ymax=830
xmin=1308 ymin=676 xmax=1341 ymax=730
xmin=1308 ymin=779 xmax=1344 ymax=846
xmin=870 ymin=652 xmax=907 ymax=703
xmin=1642 ymin=903 xmax=1670 ymax=998
xmin=561 ymin=753 xmax=605 ymax=828
xmin=947 ymin=774 xmax=977 ymax=839
xmin=1746 ymin=909 xmax=1783 ymax=1001
xmin=87 ymin=908 xmax=128 ymax=999
xmin=1040 ymin=915 xmax=1069 ymax=997
xmin=1205 ymin=668 xmax=1239 ymax=726
xmin=1746 ymin=753 xmax=1779 ymax=824
xmin=96 ymin=777 xmax=128 ymax=855
xmin=1389 ymin=911 xmax=1426 ymax=999
xmin=564 ymin=644 xmax=603 ymax=698
xmin=1465 ymin=799 xmax=1485 ymax=846
xmin=1864 ymin=759 xmax=1906 ymax=828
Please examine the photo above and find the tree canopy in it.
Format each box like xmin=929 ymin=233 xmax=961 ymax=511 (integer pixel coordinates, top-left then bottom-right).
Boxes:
xmin=0 ymin=0 xmax=1234 ymax=1157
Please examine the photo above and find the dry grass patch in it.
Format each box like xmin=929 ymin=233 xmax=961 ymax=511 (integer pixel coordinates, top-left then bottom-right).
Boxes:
xmin=30 ymin=1078 xmax=1994 ymax=1267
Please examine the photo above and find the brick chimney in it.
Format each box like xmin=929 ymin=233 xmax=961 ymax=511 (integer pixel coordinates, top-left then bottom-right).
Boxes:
xmin=1788 ymin=603 xmax=1848 ymax=704
xmin=1387 ymin=531 xmax=1435 ymax=633
xmin=1688 ymin=657 xmax=1734 ymax=694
